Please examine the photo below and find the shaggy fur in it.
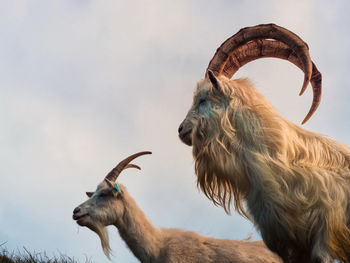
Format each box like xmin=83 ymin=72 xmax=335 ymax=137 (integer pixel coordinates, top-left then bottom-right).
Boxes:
xmin=73 ymin=180 xmax=282 ymax=263
xmin=178 ymin=75 xmax=350 ymax=263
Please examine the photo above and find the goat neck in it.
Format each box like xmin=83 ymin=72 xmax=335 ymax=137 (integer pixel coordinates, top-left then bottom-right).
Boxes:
xmin=115 ymin=185 xmax=163 ymax=262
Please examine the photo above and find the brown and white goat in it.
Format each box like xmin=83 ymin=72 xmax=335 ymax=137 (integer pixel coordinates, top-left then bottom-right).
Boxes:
xmin=73 ymin=152 xmax=281 ymax=263
xmin=178 ymin=24 xmax=350 ymax=263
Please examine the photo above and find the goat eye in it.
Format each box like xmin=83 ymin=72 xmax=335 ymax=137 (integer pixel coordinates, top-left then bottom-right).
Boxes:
xmin=199 ymin=99 xmax=206 ymax=105
xmin=99 ymin=192 xmax=108 ymax=198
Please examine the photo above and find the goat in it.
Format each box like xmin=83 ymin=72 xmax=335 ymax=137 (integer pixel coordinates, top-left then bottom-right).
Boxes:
xmin=178 ymin=24 xmax=350 ymax=263
xmin=73 ymin=151 xmax=282 ymax=263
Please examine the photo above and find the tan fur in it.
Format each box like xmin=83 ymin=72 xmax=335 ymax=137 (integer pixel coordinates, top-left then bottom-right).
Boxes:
xmin=179 ymin=76 xmax=350 ymax=263
xmin=73 ymin=181 xmax=282 ymax=262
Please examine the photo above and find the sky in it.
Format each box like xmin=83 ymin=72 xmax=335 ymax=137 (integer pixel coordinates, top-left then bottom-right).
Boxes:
xmin=0 ymin=0 xmax=349 ymax=262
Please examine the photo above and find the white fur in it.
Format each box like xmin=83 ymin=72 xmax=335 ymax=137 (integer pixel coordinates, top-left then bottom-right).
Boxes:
xmin=178 ymin=75 xmax=350 ymax=263
xmin=73 ymin=180 xmax=281 ymax=263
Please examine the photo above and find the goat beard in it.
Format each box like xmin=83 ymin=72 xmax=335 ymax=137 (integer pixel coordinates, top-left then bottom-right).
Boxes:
xmin=192 ymin=112 xmax=250 ymax=217
xmin=87 ymin=223 xmax=111 ymax=259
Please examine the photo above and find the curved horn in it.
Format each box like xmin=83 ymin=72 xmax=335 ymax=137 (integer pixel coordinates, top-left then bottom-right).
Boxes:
xmin=206 ymin=23 xmax=313 ymax=97
xmin=221 ymin=39 xmax=321 ymax=124
xmin=124 ymin=164 xmax=141 ymax=170
xmin=105 ymin=151 xmax=152 ymax=182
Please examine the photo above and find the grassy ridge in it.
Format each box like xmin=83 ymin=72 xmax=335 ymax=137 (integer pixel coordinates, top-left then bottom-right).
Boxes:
xmin=0 ymin=247 xmax=92 ymax=263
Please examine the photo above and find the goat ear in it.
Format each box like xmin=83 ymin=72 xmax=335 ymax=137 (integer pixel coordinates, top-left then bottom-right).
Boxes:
xmin=86 ymin=192 xmax=94 ymax=198
xmin=207 ymin=70 xmax=224 ymax=95
xmin=207 ymin=70 xmax=220 ymax=89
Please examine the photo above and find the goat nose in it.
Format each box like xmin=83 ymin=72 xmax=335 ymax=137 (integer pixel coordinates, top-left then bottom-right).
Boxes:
xmin=178 ymin=124 xmax=183 ymax=134
xmin=73 ymin=207 xmax=81 ymax=214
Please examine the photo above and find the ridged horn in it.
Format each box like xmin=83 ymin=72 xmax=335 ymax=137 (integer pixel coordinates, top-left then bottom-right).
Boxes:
xmin=206 ymin=24 xmax=320 ymax=124
xmin=105 ymin=151 xmax=152 ymax=182
xmin=220 ymin=39 xmax=321 ymax=124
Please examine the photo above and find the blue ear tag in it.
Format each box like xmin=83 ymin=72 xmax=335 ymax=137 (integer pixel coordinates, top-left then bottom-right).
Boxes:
xmin=114 ymin=183 xmax=120 ymax=192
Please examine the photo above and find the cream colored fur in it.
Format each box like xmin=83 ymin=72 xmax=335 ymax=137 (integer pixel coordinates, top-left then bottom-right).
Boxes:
xmin=73 ymin=181 xmax=282 ymax=263
xmin=178 ymin=75 xmax=350 ymax=263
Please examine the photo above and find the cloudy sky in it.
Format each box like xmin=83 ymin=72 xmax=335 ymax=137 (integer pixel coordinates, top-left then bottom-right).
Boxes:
xmin=1 ymin=0 xmax=349 ymax=262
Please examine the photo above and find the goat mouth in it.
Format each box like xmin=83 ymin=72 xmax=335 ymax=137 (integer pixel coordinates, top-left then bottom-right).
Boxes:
xmin=179 ymin=130 xmax=193 ymax=146
xmin=73 ymin=213 xmax=89 ymax=224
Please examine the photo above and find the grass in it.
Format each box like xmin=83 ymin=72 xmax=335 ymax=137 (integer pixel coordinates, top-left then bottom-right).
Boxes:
xmin=0 ymin=244 xmax=92 ymax=263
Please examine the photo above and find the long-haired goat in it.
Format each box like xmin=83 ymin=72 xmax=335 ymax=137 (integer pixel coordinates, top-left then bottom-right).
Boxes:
xmin=73 ymin=151 xmax=282 ymax=263
xmin=178 ymin=24 xmax=350 ymax=263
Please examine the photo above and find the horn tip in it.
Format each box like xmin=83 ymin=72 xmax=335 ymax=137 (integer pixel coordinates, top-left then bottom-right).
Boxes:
xmin=301 ymin=114 xmax=311 ymax=125
xmin=299 ymin=81 xmax=309 ymax=96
